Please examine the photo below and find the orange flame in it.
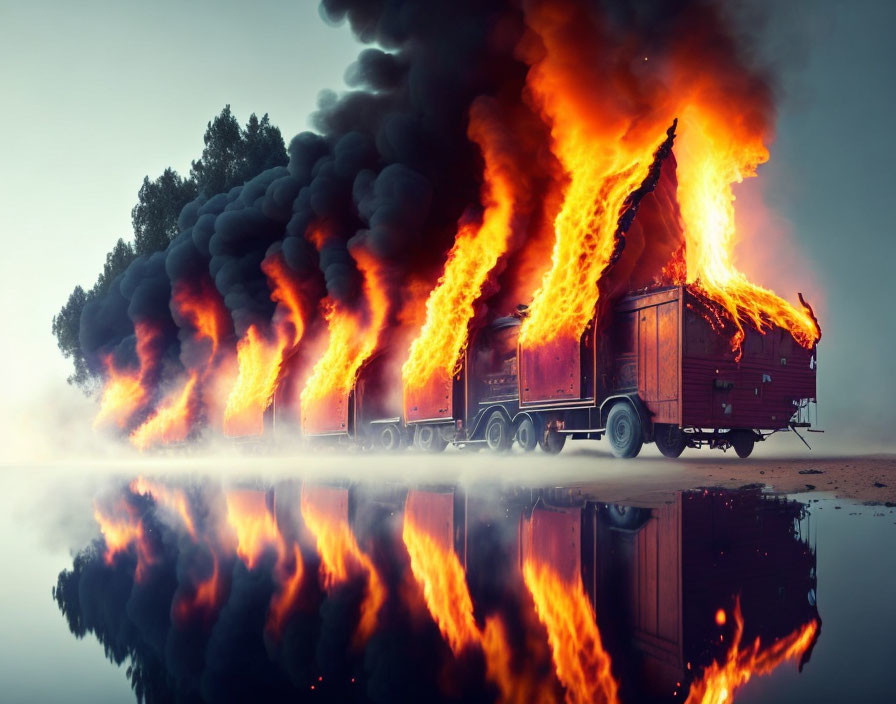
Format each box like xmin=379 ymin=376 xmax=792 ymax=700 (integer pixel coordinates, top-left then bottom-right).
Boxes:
xmin=402 ymin=495 xmax=528 ymax=703
xmin=402 ymin=511 xmax=479 ymax=653
xmin=222 ymin=325 xmax=289 ymax=437
xmin=518 ymin=144 xmax=660 ymax=347
xmin=94 ymin=321 xmax=160 ymax=430
xmin=225 ymin=490 xmax=285 ymax=569
xmin=171 ymin=278 xmax=229 ymax=359
xmin=522 ymin=557 xmax=619 ymax=704
xmin=224 ymin=490 xmax=303 ymax=635
xmin=171 ymin=550 xmax=223 ymax=624
xmin=516 ymin=5 xmax=668 ymax=347
xmin=222 ymin=255 xmax=308 ymax=437
xmin=93 ymin=500 xmax=154 ymax=582
xmin=128 ymin=477 xmax=225 ymax=621
xmin=684 ymin=602 xmax=818 ymax=704
xmin=261 ymin=254 xmax=306 ymax=347
xmin=676 ymin=107 xmax=821 ymax=352
xmin=300 ymin=248 xmax=389 ymax=432
xmin=402 ymin=102 xmax=516 ymax=395
xmin=267 ymin=543 xmax=304 ymax=636
xmin=129 ymin=477 xmax=197 ymax=538
xmin=300 ymin=487 xmax=385 ymax=644
xmin=121 ymin=281 xmax=230 ymax=451
xmin=129 ymin=372 xmax=198 ymax=450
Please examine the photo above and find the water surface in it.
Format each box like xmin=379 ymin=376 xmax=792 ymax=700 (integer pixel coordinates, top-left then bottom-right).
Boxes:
xmin=1 ymin=468 xmax=893 ymax=703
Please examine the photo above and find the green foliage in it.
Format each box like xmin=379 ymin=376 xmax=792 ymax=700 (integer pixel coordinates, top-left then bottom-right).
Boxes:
xmin=189 ymin=104 xmax=244 ymax=196
xmin=53 ymin=239 xmax=137 ymax=389
xmin=243 ymin=112 xmax=288 ymax=179
xmin=52 ymin=285 xmax=92 ymax=388
xmin=190 ymin=105 xmax=288 ymax=196
xmin=53 ymin=105 xmax=287 ymax=387
xmin=93 ymin=238 xmax=136 ymax=296
xmin=131 ymin=169 xmax=197 ymax=256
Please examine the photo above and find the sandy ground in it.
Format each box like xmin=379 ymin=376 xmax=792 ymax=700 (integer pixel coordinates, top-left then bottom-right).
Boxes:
xmin=549 ymin=451 xmax=896 ymax=506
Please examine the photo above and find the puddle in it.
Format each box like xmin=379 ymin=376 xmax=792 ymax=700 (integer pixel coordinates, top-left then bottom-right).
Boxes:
xmin=1 ymin=473 xmax=894 ymax=703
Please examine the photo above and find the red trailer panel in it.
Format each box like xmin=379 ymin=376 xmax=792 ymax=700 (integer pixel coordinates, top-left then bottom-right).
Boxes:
xmin=519 ymin=336 xmax=581 ymax=405
xmin=355 ymin=358 xmax=401 ymax=424
xmin=404 ymin=371 xmax=453 ymax=423
xmin=636 ymin=291 xmax=681 ymax=424
xmin=610 ymin=286 xmax=816 ymax=431
xmin=301 ymin=390 xmax=350 ymax=435
xmin=680 ymin=290 xmax=816 ymax=429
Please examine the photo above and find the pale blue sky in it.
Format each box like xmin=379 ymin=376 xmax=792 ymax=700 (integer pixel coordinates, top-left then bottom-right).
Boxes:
xmin=0 ymin=0 xmax=360 ymax=444
xmin=0 ymin=0 xmax=893 ymax=452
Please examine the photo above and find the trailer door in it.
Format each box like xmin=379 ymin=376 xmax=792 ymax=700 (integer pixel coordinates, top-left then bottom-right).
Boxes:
xmin=637 ymin=299 xmax=680 ymax=424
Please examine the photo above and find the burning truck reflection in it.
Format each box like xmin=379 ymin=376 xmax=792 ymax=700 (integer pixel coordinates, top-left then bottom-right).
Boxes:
xmin=55 ymin=480 xmax=819 ymax=703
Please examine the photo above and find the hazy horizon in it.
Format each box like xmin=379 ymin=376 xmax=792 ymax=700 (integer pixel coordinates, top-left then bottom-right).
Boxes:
xmin=1 ymin=0 xmax=894 ymax=459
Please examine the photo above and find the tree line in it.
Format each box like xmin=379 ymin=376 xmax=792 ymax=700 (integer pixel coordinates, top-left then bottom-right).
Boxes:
xmin=52 ymin=106 xmax=288 ymax=388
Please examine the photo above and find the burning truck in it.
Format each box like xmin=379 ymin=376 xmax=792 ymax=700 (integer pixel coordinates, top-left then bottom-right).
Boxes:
xmin=84 ymin=1 xmax=822 ymax=457
xmin=299 ymin=125 xmax=820 ymax=458
xmin=301 ymin=282 xmax=818 ymax=459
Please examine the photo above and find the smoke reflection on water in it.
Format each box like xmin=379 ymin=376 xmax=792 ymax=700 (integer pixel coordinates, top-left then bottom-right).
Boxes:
xmin=2 ymin=461 xmax=894 ymax=702
xmin=29 ymin=469 xmax=832 ymax=703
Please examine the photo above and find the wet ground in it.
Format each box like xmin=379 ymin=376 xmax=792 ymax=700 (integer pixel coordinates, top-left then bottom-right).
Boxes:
xmin=0 ymin=458 xmax=894 ymax=703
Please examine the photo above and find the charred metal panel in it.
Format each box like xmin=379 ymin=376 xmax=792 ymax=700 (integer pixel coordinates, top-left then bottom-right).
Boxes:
xmin=404 ymin=370 xmax=453 ymax=423
xmin=519 ymin=336 xmax=581 ymax=405
xmin=681 ymin=289 xmax=817 ymax=429
xmin=355 ymin=353 xmax=402 ymax=429
xmin=301 ymin=390 xmax=350 ymax=435
xmin=607 ymin=311 xmax=638 ymax=393
xmin=519 ymin=503 xmax=581 ymax=585
xmin=614 ymin=286 xmax=680 ymax=313
xmin=469 ymin=322 xmax=520 ymax=410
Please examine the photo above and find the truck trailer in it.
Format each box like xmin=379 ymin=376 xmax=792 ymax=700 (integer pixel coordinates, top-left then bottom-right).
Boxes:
xmin=403 ymin=284 xmax=817 ymax=457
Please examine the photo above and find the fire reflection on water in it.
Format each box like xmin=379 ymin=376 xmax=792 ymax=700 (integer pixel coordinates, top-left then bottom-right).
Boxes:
xmin=61 ymin=480 xmax=820 ymax=703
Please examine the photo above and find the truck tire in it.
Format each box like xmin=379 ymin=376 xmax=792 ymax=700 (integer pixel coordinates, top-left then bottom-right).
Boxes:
xmin=603 ymin=504 xmax=649 ymax=529
xmin=378 ymin=423 xmax=406 ymax=451
xmin=654 ymin=423 xmax=686 ymax=458
xmin=485 ymin=411 xmax=512 ymax=452
xmin=606 ymin=403 xmax=643 ymax=458
xmin=730 ymin=430 xmax=755 ymax=458
xmin=515 ymin=416 xmax=538 ymax=452
xmin=538 ymin=428 xmax=566 ymax=455
xmin=415 ymin=424 xmax=448 ymax=453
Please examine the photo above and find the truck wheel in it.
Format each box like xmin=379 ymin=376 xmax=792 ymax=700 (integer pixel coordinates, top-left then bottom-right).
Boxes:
xmin=603 ymin=504 xmax=649 ymax=529
xmin=515 ymin=416 xmax=537 ymax=452
xmin=415 ymin=425 xmax=448 ymax=453
xmin=378 ymin=424 xmax=405 ymax=451
xmin=538 ymin=428 xmax=566 ymax=455
xmin=485 ymin=411 xmax=512 ymax=452
xmin=606 ymin=403 xmax=643 ymax=458
xmin=730 ymin=430 xmax=755 ymax=458
xmin=654 ymin=423 xmax=686 ymax=458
